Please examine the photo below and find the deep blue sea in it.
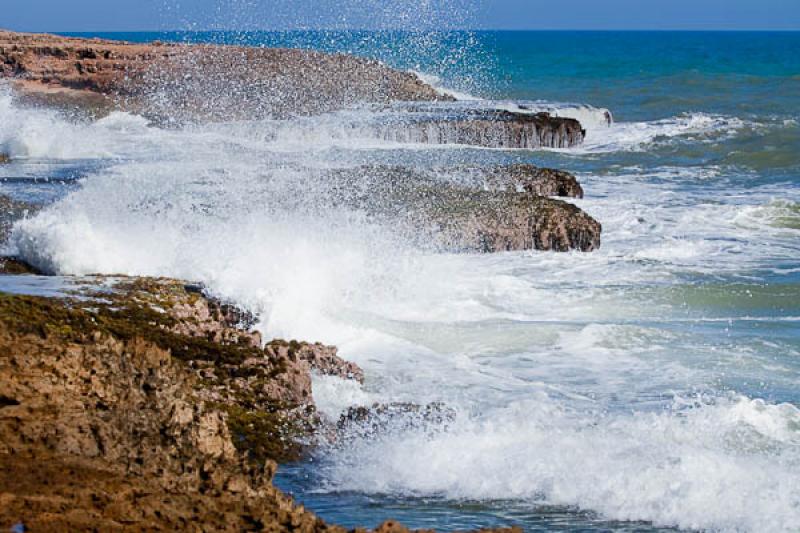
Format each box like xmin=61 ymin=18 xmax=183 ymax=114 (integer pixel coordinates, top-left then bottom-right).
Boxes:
xmin=2 ymin=31 xmax=799 ymax=532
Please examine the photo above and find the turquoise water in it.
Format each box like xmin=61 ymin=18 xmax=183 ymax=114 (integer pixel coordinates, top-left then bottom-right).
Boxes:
xmin=3 ymin=31 xmax=800 ymax=532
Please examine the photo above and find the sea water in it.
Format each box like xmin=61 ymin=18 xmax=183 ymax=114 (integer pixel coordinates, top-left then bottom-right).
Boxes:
xmin=2 ymin=31 xmax=800 ymax=532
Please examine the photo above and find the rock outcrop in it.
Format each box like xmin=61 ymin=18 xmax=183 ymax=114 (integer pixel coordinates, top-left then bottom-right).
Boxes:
xmin=377 ymin=109 xmax=585 ymax=149
xmin=0 ymin=276 xmax=521 ymax=532
xmin=0 ymin=256 xmax=40 ymax=274
xmin=337 ymin=402 xmax=456 ymax=441
xmin=0 ymin=31 xmax=587 ymax=150
xmin=0 ymin=285 xmax=326 ymax=530
xmin=0 ymin=30 xmax=449 ymax=120
xmin=321 ymin=165 xmax=601 ymax=252
xmin=479 ymin=163 xmax=585 ymax=198
xmin=410 ymin=189 xmax=601 ymax=252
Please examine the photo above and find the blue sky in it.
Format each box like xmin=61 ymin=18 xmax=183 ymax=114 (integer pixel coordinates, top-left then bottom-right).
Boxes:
xmin=3 ymin=0 xmax=800 ymax=31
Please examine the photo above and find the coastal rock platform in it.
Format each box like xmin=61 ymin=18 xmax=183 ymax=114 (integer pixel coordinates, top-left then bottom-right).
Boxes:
xmin=0 ymin=30 xmax=586 ymax=148
xmin=0 ymin=275 xmax=521 ymax=531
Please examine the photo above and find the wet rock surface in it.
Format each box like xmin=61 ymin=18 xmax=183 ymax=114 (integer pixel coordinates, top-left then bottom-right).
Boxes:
xmin=0 ymin=257 xmax=41 ymax=275
xmin=0 ymin=277 xmax=520 ymax=531
xmin=268 ymin=339 xmax=366 ymax=383
xmin=377 ymin=108 xmax=585 ymax=149
xmin=0 ymin=31 xmax=586 ymax=150
xmin=0 ymin=30 xmax=448 ymax=120
xmin=325 ymin=163 xmax=584 ymax=199
xmin=413 ymin=190 xmax=601 ymax=252
xmin=320 ymin=165 xmax=601 ymax=252
xmin=0 ymin=194 xmax=39 ymax=244
xmin=337 ymin=402 xmax=457 ymax=440
xmin=479 ymin=163 xmax=585 ymax=198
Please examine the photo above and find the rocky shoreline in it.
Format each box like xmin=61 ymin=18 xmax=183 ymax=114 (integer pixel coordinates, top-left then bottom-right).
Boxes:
xmin=306 ymin=164 xmax=600 ymax=252
xmin=0 ymin=30 xmax=446 ymax=120
xmin=1 ymin=29 xmax=601 ymax=530
xmin=0 ymin=30 xmax=584 ymax=149
xmin=0 ymin=273 xmax=520 ymax=532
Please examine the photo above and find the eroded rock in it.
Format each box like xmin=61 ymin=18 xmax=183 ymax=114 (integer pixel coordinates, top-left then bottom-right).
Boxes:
xmin=0 ymin=276 xmax=522 ymax=531
xmin=0 ymin=280 xmax=357 ymax=530
xmin=480 ymin=163 xmax=585 ymax=198
xmin=322 ymin=165 xmax=601 ymax=252
xmin=0 ymin=30 xmax=449 ymax=121
xmin=414 ymin=191 xmax=601 ymax=252
xmin=325 ymin=163 xmax=584 ymax=199
xmin=268 ymin=339 xmax=366 ymax=383
xmin=377 ymin=109 xmax=585 ymax=149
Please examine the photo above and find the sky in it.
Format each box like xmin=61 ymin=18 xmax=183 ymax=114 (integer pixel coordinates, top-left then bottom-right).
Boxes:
xmin=2 ymin=0 xmax=800 ymax=32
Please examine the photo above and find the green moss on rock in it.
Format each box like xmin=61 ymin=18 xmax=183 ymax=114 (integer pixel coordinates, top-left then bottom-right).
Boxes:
xmin=0 ymin=282 xmax=313 ymax=464
xmin=223 ymin=403 xmax=313 ymax=464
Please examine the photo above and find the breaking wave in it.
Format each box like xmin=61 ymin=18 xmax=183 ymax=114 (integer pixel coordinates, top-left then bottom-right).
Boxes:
xmin=3 ymin=66 xmax=800 ymax=532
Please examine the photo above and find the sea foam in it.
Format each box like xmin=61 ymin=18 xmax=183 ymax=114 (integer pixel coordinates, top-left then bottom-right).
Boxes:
xmin=4 ymin=87 xmax=800 ymax=532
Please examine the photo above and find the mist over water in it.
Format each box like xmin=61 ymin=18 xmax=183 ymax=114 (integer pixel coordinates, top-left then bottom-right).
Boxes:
xmin=2 ymin=26 xmax=800 ymax=533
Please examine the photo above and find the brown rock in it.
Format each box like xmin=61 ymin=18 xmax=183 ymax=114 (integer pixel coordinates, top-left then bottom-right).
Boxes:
xmin=268 ymin=339 xmax=365 ymax=383
xmin=0 ymin=279 xmax=519 ymax=531
xmin=481 ymin=163 xmax=584 ymax=198
xmin=0 ymin=256 xmax=41 ymax=274
xmin=337 ymin=402 xmax=456 ymax=440
xmin=416 ymin=191 xmax=601 ymax=252
xmin=322 ymin=166 xmax=601 ymax=252
xmin=0 ymin=285 xmax=338 ymax=531
xmin=326 ymin=163 xmax=584 ymax=199
xmin=378 ymin=108 xmax=585 ymax=149
xmin=0 ymin=30 xmax=449 ymax=121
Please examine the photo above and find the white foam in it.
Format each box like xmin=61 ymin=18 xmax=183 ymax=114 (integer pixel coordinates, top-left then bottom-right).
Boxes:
xmin=581 ymin=112 xmax=748 ymax=153
xmin=5 ymin=91 xmax=800 ymax=532
xmin=312 ymin=374 xmax=373 ymax=421
xmin=411 ymin=70 xmax=481 ymax=101
xmin=320 ymin=395 xmax=800 ymax=533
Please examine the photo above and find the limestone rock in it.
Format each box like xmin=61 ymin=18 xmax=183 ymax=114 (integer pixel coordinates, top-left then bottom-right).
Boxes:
xmin=0 ymin=277 xmax=519 ymax=531
xmin=268 ymin=339 xmax=365 ymax=383
xmin=0 ymin=30 xmax=449 ymax=121
xmin=377 ymin=109 xmax=585 ymax=149
xmin=323 ymin=166 xmax=601 ymax=252
xmin=481 ymin=163 xmax=585 ymax=198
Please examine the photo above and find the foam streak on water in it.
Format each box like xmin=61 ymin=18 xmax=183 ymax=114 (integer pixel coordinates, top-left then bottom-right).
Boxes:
xmin=2 ymin=31 xmax=800 ymax=533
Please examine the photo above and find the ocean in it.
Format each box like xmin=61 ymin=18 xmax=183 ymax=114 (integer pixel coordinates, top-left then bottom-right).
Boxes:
xmin=2 ymin=31 xmax=800 ymax=532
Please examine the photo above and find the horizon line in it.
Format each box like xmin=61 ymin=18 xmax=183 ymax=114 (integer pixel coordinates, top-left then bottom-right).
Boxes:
xmin=40 ymin=27 xmax=800 ymax=33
